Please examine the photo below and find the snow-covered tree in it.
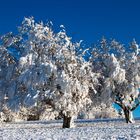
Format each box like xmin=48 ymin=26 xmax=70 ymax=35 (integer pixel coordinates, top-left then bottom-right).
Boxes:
xmin=112 ymin=40 xmax=140 ymax=123
xmin=90 ymin=38 xmax=140 ymax=123
xmin=8 ymin=17 xmax=98 ymax=128
xmin=0 ymin=33 xmax=20 ymax=112
xmin=1 ymin=17 xmax=139 ymax=126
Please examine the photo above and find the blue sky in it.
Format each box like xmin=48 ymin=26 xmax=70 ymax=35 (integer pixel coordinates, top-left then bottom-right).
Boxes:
xmin=0 ymin=0 xmax=140 ymax=117
xmin=0 ymin=0 xmax=140 ymax=45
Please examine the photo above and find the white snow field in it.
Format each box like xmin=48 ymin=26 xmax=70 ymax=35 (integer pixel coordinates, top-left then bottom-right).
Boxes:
xmin=0 ymin=119 xmax=140 ymax=140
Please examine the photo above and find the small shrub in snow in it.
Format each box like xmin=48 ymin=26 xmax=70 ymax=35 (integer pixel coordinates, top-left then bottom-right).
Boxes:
xmin=0 ymin=105 xmax=14 ymax=122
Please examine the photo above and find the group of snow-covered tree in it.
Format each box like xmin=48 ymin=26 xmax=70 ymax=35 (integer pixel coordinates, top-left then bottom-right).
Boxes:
xmin=0 ymin=17 xmax=139 ymax=128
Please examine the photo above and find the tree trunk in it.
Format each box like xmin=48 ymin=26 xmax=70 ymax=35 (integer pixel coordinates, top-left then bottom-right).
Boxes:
xmin=123 ymin=107 xmax=134 ymax=123
xmin=63 ymin=115 xmax=72 ymax=128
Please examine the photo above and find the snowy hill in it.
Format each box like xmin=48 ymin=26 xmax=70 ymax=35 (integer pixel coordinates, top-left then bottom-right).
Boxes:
xmin=0 ymin=118 xmax=140 ymax=140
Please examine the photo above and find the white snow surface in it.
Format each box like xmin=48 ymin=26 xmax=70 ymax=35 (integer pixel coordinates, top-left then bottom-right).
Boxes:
xmin=0 ymin=119 xmax=140 ymax=140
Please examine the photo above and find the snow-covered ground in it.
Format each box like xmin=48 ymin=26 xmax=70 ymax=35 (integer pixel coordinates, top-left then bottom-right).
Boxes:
xmin=0 ymin=118 xmax=140 ymax=140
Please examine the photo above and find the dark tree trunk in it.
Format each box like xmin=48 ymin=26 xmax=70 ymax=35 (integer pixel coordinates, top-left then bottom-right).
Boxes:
xmin=123 ymin=107 xmax=134 ymax=123
xmin=63 ymin=115 xmax=72 ymax=128
xmin=115 ymin=101 xmax=135 ymax=123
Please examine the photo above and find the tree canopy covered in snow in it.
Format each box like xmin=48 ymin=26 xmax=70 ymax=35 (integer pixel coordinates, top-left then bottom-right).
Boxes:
xmin=0 ymin=18 xmax=99 ymax=127
xmin=90 ymin=38 xmax=140 ymax=123
xmin=0 ymin=17 xmax=140 ymax=127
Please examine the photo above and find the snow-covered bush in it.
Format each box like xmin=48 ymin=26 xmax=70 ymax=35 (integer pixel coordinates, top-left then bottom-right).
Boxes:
xmin=0 ymin=105 xmax=15 ymax=122
xmin=78 ymin=104 xmax=119 ymax=119
xmin=93 ymin=105 xmax=119 ymax=119
xmin=39 ymin=105 xmax=59 ymax=120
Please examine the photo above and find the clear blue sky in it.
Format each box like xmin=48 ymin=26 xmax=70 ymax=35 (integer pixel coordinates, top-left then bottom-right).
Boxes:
xmin=0 ymin=0 xmax=140 ymax=45
xmin=0 ymin=0 xmax=140 ymax=117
